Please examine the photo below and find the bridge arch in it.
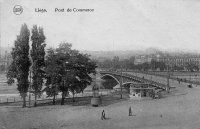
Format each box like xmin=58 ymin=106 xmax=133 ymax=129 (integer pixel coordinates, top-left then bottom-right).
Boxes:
xmin=101 ymin=74 xmax=120 ymax=84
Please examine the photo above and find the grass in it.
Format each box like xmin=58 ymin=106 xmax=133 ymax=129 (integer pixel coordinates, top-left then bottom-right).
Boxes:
xmin=0 ymin=93 xmax=130 ymax=108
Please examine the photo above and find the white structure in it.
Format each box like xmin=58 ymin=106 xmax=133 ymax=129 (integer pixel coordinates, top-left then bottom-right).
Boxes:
xmin=129 ymin=83 xmax=155 ymax=99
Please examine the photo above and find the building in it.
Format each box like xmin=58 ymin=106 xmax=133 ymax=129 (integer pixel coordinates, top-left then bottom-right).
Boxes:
xmin=158 ymin=55 xmax=200 ymax=68
xmin=129 ymin=83 xmax=161 ymax=99
xmin=134 ymin=52 xmax=200 ymax=71
xmin=134 ymin=55 xmax=152 ymax=65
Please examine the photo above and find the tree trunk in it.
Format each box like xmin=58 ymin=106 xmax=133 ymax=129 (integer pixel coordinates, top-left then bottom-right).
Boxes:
xmin=73 ymin=93 xmax=75 ymax=102
xmin=72 ymin=92 xmax=75 ymax=102
xmin=53 ymin=93 xmax=56 ymax=105
xmin=34 ymin=92 xmax=37 ymax=107
xmin=22 ymin=92 xmax=26 ymax=108
xmin=28 ymin=91 xmax=31 ymax=108
xmin=61 ymin=92 xmax=65 ymax=105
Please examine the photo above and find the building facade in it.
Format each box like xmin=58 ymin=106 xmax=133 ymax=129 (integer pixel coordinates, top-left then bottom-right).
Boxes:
xmin=134 ymin=53 xmax=200 ymax=70
xmin=158 ymin=55 xmax=200 ymax=68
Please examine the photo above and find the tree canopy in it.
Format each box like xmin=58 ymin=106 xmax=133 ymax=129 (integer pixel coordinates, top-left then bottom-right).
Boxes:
xmin=7 ymin=24 xmax=31 ymax=107
xmin=30 ymin=25 xmax=46 ymax=106
xmin=45 ymin=42 xmax=97 ymax=105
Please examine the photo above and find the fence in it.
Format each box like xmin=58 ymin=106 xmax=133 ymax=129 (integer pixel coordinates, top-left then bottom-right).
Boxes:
xmin=0 ymin=95 xmax=53 ymax=104
xmin=0 ymin=90 xmax=113 ymax=104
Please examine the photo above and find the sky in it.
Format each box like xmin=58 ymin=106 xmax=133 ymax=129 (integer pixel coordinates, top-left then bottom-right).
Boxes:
xmin=0 ymin=0 xmax=200 ymax=52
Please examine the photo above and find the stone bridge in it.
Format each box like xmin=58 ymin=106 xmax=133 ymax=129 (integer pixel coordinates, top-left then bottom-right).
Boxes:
xmin=100 ymin=71 xmax=167 ymax=90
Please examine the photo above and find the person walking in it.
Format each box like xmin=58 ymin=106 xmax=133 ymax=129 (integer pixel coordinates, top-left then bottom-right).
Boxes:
xmin=129 ymin=106 xmax=132 ymax=116
xmin=101 ymin=110 xmax=106 ymax=120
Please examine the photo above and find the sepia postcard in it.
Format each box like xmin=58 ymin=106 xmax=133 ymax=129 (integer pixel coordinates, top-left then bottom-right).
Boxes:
xmin=0 ymin=0 xmax=200 ymax=129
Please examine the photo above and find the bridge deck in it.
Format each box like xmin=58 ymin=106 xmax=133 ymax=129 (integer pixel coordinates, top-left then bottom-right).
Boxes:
xmin=100 ymin=71 xmax=167 ymax=90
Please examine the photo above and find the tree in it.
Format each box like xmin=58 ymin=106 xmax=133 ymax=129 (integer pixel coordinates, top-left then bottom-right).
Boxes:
xmin=171 ymin=65 xmax=183 ymax=71
xmin=45 ymin=42 xmax=97 ymax=105
xmin=128 ymin=56 xmax=135 ymax=69
xmin=185 ymin=62 xmax=199 ymax=72
xmin=7 ymin=24 xmax=31 ymax=107
xmin=112 ymin=56 xmax=120 ymax=70
xmin=142 ymin=62 xmax=150 ymax=71
xmin=100 ymin=59 xmax=112 ymax=69
xmin=121 ymin=59 xmax=129 ymax=70
xmin=150 ymin=59 xmax=157 ymax=70
xmin=54 ymin=43 xmax=71 ymax=105
xmin=65 ymin=69 xmax=78 ymax=102
xmin=68 ymin=52 xmax=97 ymax=102
xmin=30 ymin=25 xmax=46 ymax=107
xmin=157 ymin=61 xmax=166 ymax=71
xmin=45 ymin=48 xmax=63 ymax=105
xmin=7 ymin=62 xmax=17 ymax=85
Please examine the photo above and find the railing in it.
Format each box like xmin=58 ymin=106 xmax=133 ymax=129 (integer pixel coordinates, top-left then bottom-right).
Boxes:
xmin=132 ymin=71 xmax=200 ymax=85
xmin=0 ymin=95 xmax=53 ymax=104
xmin=100 ymin=69 xmax=200 ymax=85
xmin=0 ymin=90 xmax=112 ymax=105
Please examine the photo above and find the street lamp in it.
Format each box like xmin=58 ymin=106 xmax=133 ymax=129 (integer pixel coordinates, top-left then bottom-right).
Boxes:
xmin=167 ymin=60 xmax=170 ymax=93
xmin=120 ymin=66 xmax=123 ymax=99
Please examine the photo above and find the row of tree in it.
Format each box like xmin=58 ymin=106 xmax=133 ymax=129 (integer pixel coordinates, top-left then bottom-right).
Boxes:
xmin=97 ymin=56 xmax=199 ymax=72
xmin=97 ymin=56 xmax=166 ymax=71
xmin=97 ymin=56 xmax=135 ymax=70
xmin=7 ymin=24 xmax=97 ymax=107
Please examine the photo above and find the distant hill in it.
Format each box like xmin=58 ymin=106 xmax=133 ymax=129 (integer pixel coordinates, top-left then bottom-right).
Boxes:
xmin=2 ymin=46 xmax=199 ymax=61
xmin=80 ymin=48 xmax=200 ymax=61
xmin=80 ymin=48 xmax=165 ymax=60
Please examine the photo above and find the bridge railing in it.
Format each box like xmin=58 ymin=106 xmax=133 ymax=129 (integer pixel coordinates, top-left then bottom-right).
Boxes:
xmin=132 ymin=71 xmax=200 ymax=85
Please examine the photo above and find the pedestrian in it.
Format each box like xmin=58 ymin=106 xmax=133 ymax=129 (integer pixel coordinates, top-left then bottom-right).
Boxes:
xmin=129 ymin=106 xmax=132 ymax=116
xmin=177 ymin=78 xmax=180 ymax=84
xmin=101 ymin=110 xmax=106 ymax=120
xmin=103 ymin=110 xmax=106 ymax=119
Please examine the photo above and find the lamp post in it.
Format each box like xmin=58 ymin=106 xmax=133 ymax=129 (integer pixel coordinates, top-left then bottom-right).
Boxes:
xmin=91 ymin=70 xmax=101 ymax=106
xmin=167 ymin=60 xmax=170 ymax=93
xmin=120 ymin=66 xmax=123 ymax=99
